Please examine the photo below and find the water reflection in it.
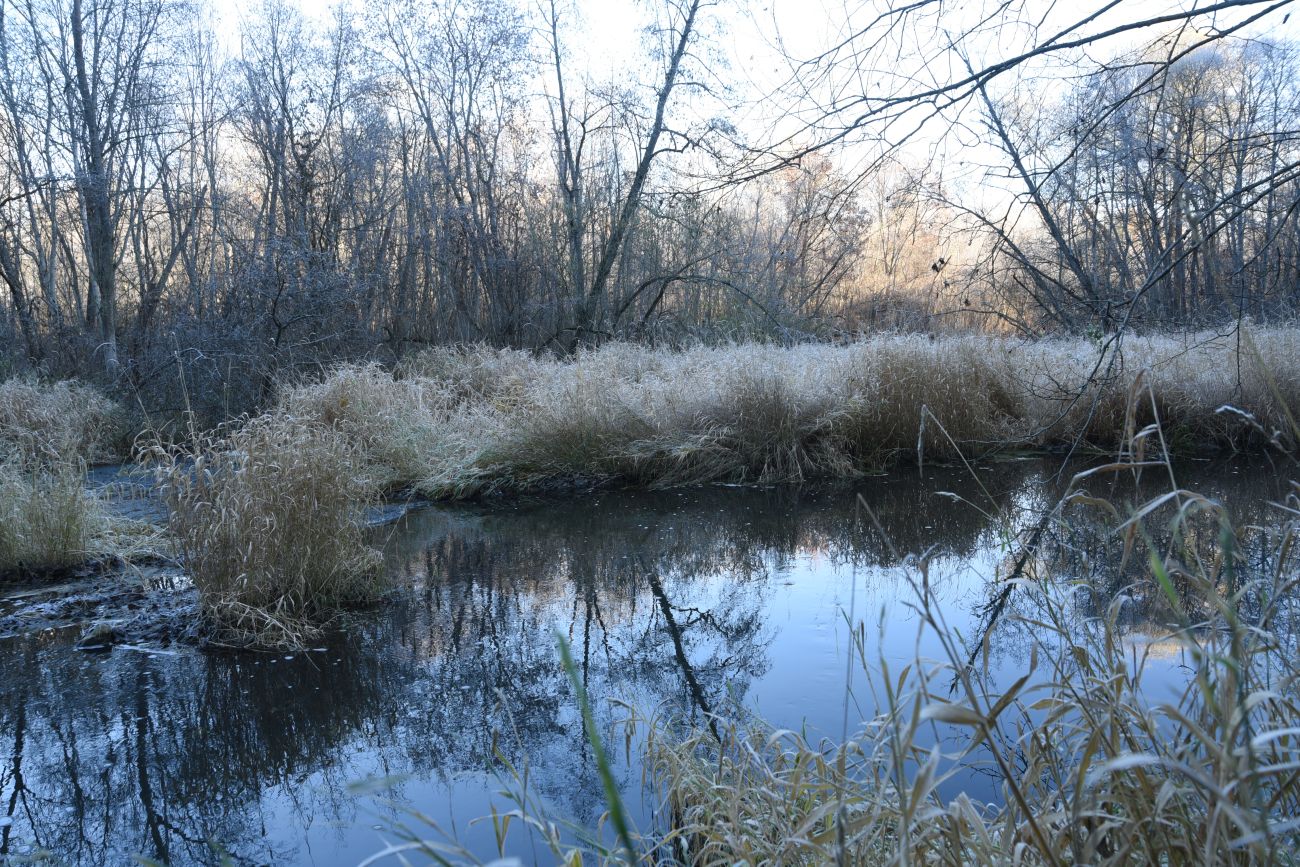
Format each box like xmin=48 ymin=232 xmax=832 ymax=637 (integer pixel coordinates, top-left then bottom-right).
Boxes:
xmin=0 ymin=458 xmax=1292 ymax=865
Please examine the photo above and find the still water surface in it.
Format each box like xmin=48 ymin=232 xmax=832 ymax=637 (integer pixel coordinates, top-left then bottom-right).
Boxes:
xmin=0 ymin=457 xmax=1293 ymax=865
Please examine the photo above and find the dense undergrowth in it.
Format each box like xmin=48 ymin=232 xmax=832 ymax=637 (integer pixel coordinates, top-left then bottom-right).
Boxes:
xmin=371 ymin=397 xmax=1300 ymax=866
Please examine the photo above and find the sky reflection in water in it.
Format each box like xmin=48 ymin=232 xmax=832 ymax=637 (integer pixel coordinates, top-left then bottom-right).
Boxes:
xmin=0 ymin=457 xmax=1293 ymax=865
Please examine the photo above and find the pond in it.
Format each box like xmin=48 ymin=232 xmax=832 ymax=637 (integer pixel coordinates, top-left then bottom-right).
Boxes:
xmin=0 ymin=456 xmax=1294 ymax=865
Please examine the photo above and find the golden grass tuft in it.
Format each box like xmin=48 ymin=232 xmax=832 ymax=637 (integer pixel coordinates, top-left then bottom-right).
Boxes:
xmin=0 ymin=377 xmax=122 ymax=465
xmin=156 ymin=414 xmax=384 ymax=647
xmin=0 ymin=460 xmax=109 ymax=575
xmin=0 ymin=378 xmax=126 ymax=576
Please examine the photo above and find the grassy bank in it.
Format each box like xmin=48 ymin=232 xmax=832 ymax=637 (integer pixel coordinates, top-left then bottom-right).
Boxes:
xmin=0 ymin=378 xmax=123 ymax=464
xmin=281 ymin=328 xmax=1300 ymax=497
xmin=6 ymin=327 xmax=1299 ymax=641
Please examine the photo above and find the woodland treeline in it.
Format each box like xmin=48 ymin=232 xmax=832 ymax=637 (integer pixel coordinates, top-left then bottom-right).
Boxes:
xmin=0 ymin=0 xmax=1298 ymax=419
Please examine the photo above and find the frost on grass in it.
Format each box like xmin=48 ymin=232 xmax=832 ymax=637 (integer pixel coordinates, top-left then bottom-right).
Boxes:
xmin=0 ymin=378 xmax=125 ymax=576
xmin=274 ymin=328 xmax=1300 ymax=497
xmin=158 ymin=414 xmax=383 ymax=648
xmin=0 ymin=378 xmax=122 ymax=465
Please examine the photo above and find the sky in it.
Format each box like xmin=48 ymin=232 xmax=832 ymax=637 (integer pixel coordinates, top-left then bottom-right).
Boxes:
xmin=204 ymin=0 xmax=1300 ymax=120
xmin=203 ymin=0 xmax=1300 ymax=206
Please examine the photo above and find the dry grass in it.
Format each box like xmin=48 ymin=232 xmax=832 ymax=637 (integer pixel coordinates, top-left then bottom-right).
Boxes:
xmin=639 ymin=470 xmax=1300 ymax=865
xmin=0 ymin=377 xmax=122 ymax=465
xmin=278 ymin=362 xmax=454 ymax=490
xmin=0 ymin=461 xmax=109 ymax=575
xmin=154 ymin=413 xmax=383 ymax=647
xmin=0 ymin=378 xmax=127 ymax=576
xmin=395 ymin=343 xmax=545 ymax=405
xmin=270 ymin=327 xmax=1300 ymax=498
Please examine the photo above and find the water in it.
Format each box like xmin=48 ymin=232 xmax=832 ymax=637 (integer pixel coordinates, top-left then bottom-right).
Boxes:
xmin=0 ymin=457 xmax=1294 ymax=865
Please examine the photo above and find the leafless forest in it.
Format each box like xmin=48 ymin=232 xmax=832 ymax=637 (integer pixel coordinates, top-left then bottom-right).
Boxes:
xmin=1 ymin=0 xmax=1298 ymax=422
xmin=5 ymin=6 xmax=1300 ymax=864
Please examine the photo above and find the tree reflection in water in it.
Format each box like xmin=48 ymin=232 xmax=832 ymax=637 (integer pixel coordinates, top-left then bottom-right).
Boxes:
xmin=0 ymin=457 xmax=1290 ymax=865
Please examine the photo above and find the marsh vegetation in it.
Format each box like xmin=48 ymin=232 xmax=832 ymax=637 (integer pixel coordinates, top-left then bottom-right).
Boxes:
xmin=8 ymin=326 xmax=1298 ymax=639
xmin=0 ymin=379 xmax=127 ymax=576
xmin=2 ymin=0 xmax=1300 ymax=862
xmin=284 ymin=329 xmax=1300 ymax=496
xmin=3 ymin=322 xmax=1300 ymax=862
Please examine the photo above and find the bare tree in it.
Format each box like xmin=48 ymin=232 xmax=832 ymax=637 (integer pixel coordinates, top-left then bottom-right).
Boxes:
xmin=546 ymin=0 xmax=712 ymax=348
